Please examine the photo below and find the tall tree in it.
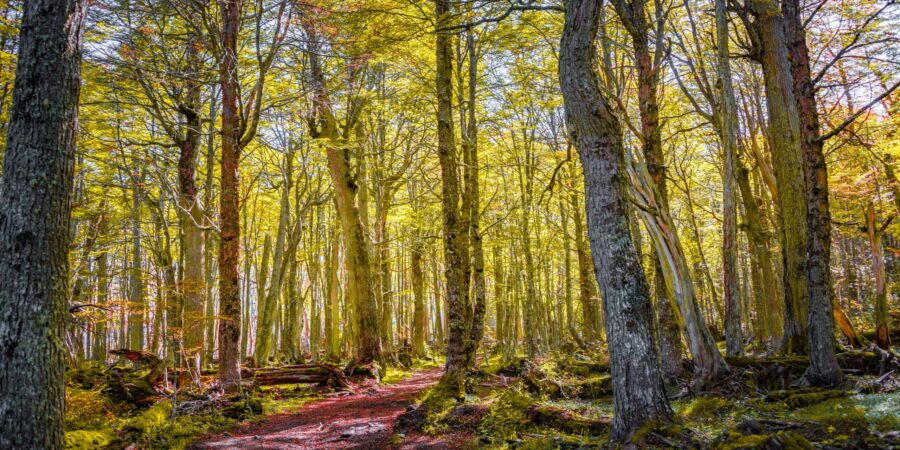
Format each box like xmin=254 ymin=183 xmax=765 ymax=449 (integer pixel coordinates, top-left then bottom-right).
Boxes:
xmin=435 ymin=0 xmax=471 ymax=396
xmin=716 ymin=0 xmax=743 ymax=357
xmin=0 ymin=0 xmax=87 ymax=445
xmin=559 ymin=0 xmax=671 ymax=440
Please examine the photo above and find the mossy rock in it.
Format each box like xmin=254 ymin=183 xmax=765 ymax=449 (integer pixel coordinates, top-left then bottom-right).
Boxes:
xmin=64 ymin=429 xmax=116 ymax=449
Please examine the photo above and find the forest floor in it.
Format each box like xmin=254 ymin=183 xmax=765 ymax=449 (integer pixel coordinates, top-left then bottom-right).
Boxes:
xmin=63 ymin=347 xmax=900 ymax=449
xmin=190 ymin=367 xmax=475 ymax=450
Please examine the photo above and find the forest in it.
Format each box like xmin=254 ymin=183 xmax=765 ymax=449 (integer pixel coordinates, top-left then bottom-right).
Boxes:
xmin=0 ymin=0 xmax=898 ymax=448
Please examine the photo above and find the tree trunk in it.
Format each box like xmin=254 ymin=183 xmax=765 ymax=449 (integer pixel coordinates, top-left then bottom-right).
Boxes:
xmin=570 ymin=187 xmax=602 ymax=343
xmin=716 ymin=0 xmax=743 ymax=357
xmin=559 ymin=0 xmax=672 ymax=440
xmin=747 ymin=0 xmax=809 ymax=355
xmin=217 ymin=0 xmax=244 ymax=391
xmin=128 ymin=165 xmax=146 ymax=350
xmin=782 ymin=0 xmax=841 ymax=386
xmin=865 ymin=203 xmax=891 ymax=350
xmin=178 ymin=47 xmax=206 ymax=370
xmin=0 ymin=0 xmax=86 ymax=445
xmin=463 ymin=29 xmax=486 ymax=368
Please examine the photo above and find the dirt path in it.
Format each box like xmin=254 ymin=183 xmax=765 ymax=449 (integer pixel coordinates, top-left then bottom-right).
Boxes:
xmin=191 ymin=368 xmax=472 ymax=450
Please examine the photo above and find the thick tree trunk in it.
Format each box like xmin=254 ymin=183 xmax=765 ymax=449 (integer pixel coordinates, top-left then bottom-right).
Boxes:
xmin=305 ymin=28 xmax=381 ymax=364
xmin=0 ymin=0 xmax=86 ymax=445
xmin=217 ymin=0 xmax=244 ymax=392
xmin=748 ymin=0 xmax=809 ymax=355
xmin=781 ymin=0 xmax=841 ymax=386
xmin=559 ymin=0 xmax=672 ymax=440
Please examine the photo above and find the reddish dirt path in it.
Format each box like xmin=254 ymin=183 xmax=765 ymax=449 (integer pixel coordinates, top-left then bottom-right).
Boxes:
xmin=191 ymin=368 xmax=472 ymax=450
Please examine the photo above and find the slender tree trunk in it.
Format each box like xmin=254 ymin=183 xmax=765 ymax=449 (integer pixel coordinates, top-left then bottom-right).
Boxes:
xmin=435 ymin=0 xmax=471 ymax=396
xmin=0 ymin=0 xmax=86 ymax=445
xmin=463 ymin=29 xmax=486 ymax=368
xmin=865 ymin=203 xmax=891 ymax=349
xmin=412 ymin=232 xmax=427 ymax=358
xmin=560 ymin=0 xmax=671 ymax=439
xmin=570 ymin=187 xmax=602 ymax=343
xmin=93 ymin=211 xmax=111 ymax=360
xmin=128 ymin=165 xmax=146 ymax=350
xmin=737 ymin=164 xmax=780 ymax=345
xmin=717 ymin=0 xmax=743 ymax=357
xmin=178 ymin=46 xmax=206 ymax=370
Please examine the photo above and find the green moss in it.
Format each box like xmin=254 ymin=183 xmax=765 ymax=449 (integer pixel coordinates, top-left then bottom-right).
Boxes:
xmin=381 ymin=367 xmax=413 ymax=385
xmin=717 ymin=432 xmax=770 ymax=450
xmin=64 ymin=429 xmax=116 ymax=449
xmin=682 ymin=396 xmax=730 ymax=420
xmin=478 ymin=388 xmax=536 ymax=442
xmin=126 ymin=400 xmax=172 ymax=435
xmin=766 ymin=388 xmax=846 ymax=409
xmin=65 ymin=386 xmax=128 ymax=431
xmin=717 ymin=431 xmax=813 ymax=450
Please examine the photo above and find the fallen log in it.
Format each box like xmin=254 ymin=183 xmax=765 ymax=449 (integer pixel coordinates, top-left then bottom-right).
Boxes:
xmin=241 ymin=363 xmax=351 ymax=389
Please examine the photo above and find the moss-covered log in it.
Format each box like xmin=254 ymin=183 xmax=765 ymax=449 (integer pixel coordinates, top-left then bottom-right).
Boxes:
xmin=765 ymin=388 xmax=847 ymax=409
xmin=528 ymin=404 xmax=611 ymax=435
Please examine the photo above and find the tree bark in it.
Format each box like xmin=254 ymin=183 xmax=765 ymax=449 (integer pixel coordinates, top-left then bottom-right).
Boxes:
xmin=745 ymin=0 xmax=809 ymax=355
xmin=782 ymin=0 xmax=842 ymax=386
xmin=217 ymin=0 xmax=244 ymax=391
xmin=434 ymin=0 xmax=471 ymax=396
xmin=716 ymin=0 xmax=743 ymax=357
xmin=0 ymin=0 xmax=86 ymax=445
xmin=559 ymin=0 xmax=672 ymax=440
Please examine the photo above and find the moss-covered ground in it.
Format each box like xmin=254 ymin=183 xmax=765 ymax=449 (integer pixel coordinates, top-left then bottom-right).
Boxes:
xmin=399 ymin=350 xmax=900 ymax=449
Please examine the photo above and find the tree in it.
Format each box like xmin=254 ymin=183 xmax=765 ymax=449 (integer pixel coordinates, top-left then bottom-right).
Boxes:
xmin=0 ymin=0 xmax=87 ymax=446
xmin=559 ymin=0 xmax=671 ymax=440
xmin=435 ymin=0 xmax=471 ymax=396
xmin=716 ymin=0 xmax=743 ymax=357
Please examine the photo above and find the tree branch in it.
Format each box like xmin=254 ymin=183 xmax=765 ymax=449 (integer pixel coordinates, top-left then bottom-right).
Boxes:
xmin=817 ymin=80 xmax=900 ymax=142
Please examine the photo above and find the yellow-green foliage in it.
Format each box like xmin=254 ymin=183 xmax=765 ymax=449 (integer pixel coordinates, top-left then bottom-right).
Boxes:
xmin=478 ymin=388 xmax=536 ymax=442
xmin=64 ymin=429 xmax=116 ymax=450
xmin=683 ymin=396 xmax=731 ymax=420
